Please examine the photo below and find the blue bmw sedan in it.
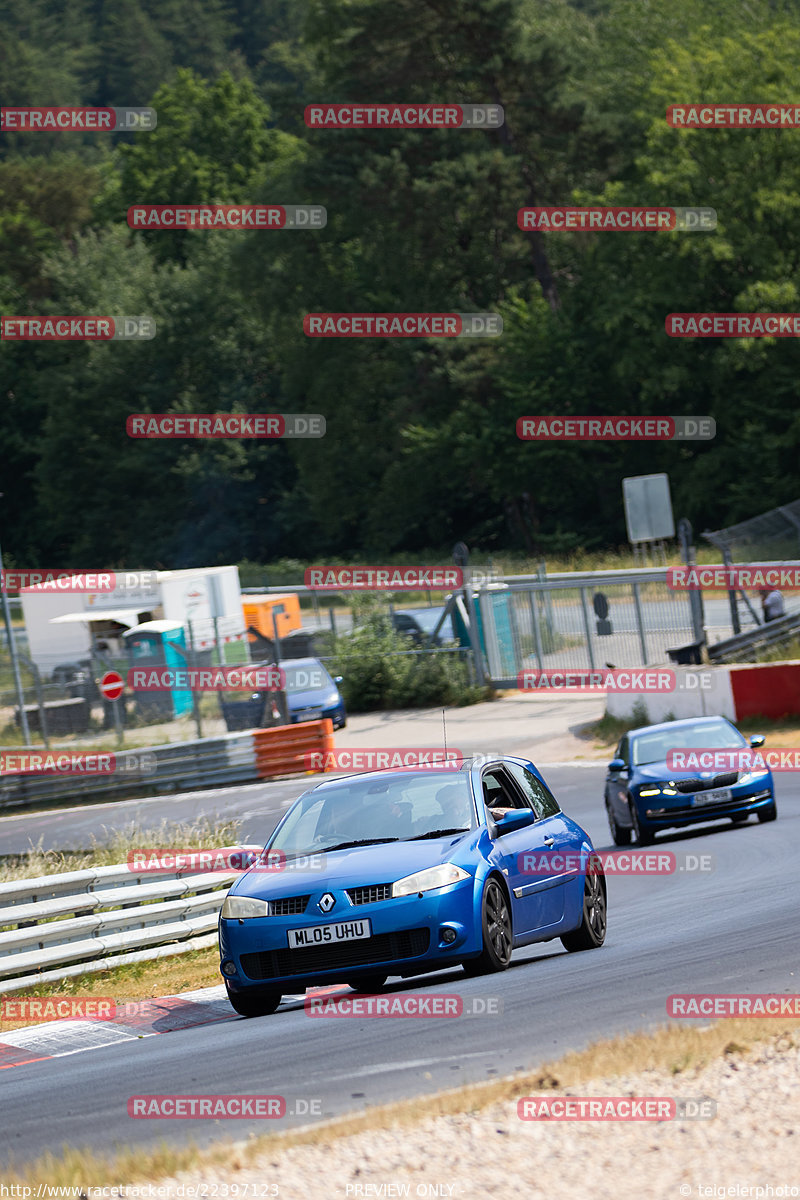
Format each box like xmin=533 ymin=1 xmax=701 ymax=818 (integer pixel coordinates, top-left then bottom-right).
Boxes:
xmin=219 ymin=756 xmax=606 ymax=1016
xmin=604 ymin=715 xmax=776 ymax=846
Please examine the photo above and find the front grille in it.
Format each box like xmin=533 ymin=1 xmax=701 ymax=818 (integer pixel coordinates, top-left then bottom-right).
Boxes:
xmin=268 ymin=895 xmax=310 ymax=916
xmin=241 ymin=927 xmax=430 ymax=980
xmin=346 ymin=884 xmax=392 ymax=905
xmin=673 ymin=772 xmax=739 ymax=793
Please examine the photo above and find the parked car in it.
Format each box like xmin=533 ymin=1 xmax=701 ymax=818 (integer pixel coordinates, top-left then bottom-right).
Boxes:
xmin=283 ymin=656 xmax=346 ymax=730
xmin=391 ymin=606 xmax=457 ymax=647
xmin=604 ymin=715 xmax=776 ymax=845
xmin=219 ymin=755 xmax=606 ymax=1016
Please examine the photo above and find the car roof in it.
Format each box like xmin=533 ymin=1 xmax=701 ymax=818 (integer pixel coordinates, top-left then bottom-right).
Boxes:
xmin=282 ymin=656 xmax=326 ymax=670
xmin=629 ymin=715 xmax=732 ymax=737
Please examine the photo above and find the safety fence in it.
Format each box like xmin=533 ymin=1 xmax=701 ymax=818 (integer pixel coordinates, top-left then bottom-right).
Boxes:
xmin=0 ymin=719 xmax=334 ymax=811
xmin=0 ymin=848 xmax=261 ymax=993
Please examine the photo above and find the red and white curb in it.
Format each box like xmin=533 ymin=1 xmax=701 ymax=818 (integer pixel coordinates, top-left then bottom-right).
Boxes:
xmin=0 ymin=983 xmax=349 ymax=1070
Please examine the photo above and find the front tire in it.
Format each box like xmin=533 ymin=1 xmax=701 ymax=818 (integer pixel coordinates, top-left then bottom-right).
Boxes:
xmin=606 ymin=798 xmax=632 ymax=846
xmin=225 ymin=983 xmax=282 ymax=1017
xmin=561 ymin=865 xmax=607 ymax=952
xmin=462 ymin=877 xmax=513 ymax=976
xmin=349 ymin=974 xmax=387 ymax=992
xmin=630 ymin=797 xmax=655 ymax=845
xmin=757 ymin=799 xmax=777 ymax=823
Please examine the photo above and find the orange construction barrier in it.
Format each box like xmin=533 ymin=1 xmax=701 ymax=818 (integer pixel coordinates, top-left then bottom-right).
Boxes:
xmin=252 ymin=719 xmax=335 ymax=780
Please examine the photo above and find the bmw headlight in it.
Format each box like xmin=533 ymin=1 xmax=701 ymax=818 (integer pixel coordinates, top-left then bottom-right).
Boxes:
xmin=220 ymin=895 xmax=269 ymax=919
xmin=391 ymin=864 xmax=470 ymax=898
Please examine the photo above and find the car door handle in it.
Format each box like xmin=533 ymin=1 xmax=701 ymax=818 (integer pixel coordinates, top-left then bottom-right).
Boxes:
xmin=543 ymin=836 xmax=555 ymax=846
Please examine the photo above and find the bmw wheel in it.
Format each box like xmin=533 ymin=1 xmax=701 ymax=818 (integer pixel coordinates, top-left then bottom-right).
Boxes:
xmin=561 ymin=865 xmax=607 ymax=952
xmin=462 ymin=877 xmax=513 ymax=975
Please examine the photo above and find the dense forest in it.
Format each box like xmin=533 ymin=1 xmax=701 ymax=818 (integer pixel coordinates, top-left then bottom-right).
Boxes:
xmin=1 ymin=0 xmax=799 ymax=568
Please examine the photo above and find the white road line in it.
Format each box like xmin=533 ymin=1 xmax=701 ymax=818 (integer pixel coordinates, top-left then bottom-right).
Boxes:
xmin=323 ymin=1050 xmax=495 ymax=1082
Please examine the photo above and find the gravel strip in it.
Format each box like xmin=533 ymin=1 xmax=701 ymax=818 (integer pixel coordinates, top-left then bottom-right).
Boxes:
xmin=153 ymin=1033 xmax=800 ymax=1199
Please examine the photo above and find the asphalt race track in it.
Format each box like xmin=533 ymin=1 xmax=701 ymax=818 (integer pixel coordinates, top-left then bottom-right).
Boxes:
xmin=1 ymin=765 xmax=797 ymax=1165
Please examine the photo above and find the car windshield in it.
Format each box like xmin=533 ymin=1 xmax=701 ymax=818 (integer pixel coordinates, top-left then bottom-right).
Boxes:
xmin=632 ymin=718 xmax=746 ymax=766
xmin=269 ymin=771 xmax=475 ymax=857
xmin=398 ymin=608 xmax=455 ymax=639
xmin=282 ymin=662 xmax=332 ymax=693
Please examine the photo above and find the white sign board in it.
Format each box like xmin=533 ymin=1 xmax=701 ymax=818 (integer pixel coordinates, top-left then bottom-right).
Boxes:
xmin=622 ymin=474 xmax=675 ymax=543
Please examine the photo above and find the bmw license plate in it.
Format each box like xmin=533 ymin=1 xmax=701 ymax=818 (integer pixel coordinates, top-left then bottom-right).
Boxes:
xmin=693 ymin=788 xmax=732 ymax=807
xmin=288 ymin=919 xmax=371 ymax=948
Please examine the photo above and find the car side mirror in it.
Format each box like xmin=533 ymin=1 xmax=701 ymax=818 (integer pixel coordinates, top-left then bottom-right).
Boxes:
xmin=334 ymin=676 xmax=343 ymax=685
xmin=494 ymin=809 xmax=536 ymax=834
xmin=749 ymin=734 xmax=765 ymax=748
xmin=609 ymin=758 xmax=627 ymax=772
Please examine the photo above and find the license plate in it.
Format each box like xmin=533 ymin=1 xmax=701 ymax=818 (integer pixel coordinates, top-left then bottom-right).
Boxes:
xmin=693 ymin=788 xmax=732 ymax=807
xmin=288 ymin=919 xmax=371 ymax=948
xmin=298 ymin=709 xmax=323 ymax=721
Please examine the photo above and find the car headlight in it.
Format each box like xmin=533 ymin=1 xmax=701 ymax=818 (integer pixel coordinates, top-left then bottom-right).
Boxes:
xmin=737 ymin=771 xmax=769 ymax=785
xmin=220 ymin=895 xmax=269 ymax=919
xmin=391 ymin=864 xmax=470 ymax=898
xmin=639 ymin=787 xmax=662 ymax=797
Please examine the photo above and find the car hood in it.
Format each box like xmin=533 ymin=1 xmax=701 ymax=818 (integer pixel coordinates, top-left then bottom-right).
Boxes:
xmin=287 ymin=686 xmax=339 ymax=709
xmin=632 ymin=760 xmax=743 ymax=783
xmin=231 ymin=833 xmax=475 ymax=898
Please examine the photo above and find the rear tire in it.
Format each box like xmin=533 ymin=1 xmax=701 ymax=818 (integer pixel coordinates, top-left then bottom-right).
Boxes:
xmin=561 ymin=866 xmax=607 ymax=952
xmin=757 ymin=800 xmax=777 ymax=823
xmin=225 ymin=983 xmax=282 ymax=1017
xmin=606 ymin=798 xmax=632 ymax=846
xmin=462 ymin=877 xmax=513 ymax=976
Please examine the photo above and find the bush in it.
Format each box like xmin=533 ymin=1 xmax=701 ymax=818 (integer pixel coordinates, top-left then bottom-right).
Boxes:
xmin=330 ymin=614 xmax=486 ymax=711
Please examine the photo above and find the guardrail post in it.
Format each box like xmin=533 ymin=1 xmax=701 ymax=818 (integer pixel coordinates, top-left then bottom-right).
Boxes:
xmin=632 ymin=581 xmax=648 ymax=663
xmin=579 ymin=588 xmax=596 ymax=670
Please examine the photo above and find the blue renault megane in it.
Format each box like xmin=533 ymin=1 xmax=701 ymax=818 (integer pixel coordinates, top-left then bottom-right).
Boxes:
xmin=219 ymin=756 xmax=607 ymax=1016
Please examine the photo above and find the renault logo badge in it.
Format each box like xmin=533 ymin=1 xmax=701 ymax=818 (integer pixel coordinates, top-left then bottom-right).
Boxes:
xmin=318 ymin=893 xmax=335 ymax=913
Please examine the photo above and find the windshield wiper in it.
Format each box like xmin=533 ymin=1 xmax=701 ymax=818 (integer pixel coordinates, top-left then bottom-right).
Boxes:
xmin=321 ymin=838 xmax=402 ymax=852
xmin=407 ymin=828 xmax=470 ymax=840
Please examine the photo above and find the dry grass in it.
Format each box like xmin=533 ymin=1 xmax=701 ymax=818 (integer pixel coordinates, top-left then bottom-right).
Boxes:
xmin=4 ymin=1016 xmax=799 ymax=1186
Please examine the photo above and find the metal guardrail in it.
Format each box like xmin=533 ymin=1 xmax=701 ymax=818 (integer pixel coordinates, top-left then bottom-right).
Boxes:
xmin=707 ymin=611 xmax=800 ymax=663
xmin=0 ymin=719 xmax=334 ymax=812
xmin=0 ymin=849 xmax=260 ymax=993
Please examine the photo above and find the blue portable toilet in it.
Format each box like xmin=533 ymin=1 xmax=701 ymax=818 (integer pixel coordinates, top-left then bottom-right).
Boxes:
xmin=123 ymin=620 xmax=194 ymax=718
xmin=472 ymin=586 xmax=517 ymax=681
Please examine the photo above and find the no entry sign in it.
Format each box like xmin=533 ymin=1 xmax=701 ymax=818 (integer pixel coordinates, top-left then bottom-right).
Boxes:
xmin=100 ymin=671 xmax=124 ymax=702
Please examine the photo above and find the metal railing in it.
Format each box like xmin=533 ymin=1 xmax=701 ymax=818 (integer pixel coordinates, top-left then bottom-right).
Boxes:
xmin=0 ymin=849 xmax=259 ymax=993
